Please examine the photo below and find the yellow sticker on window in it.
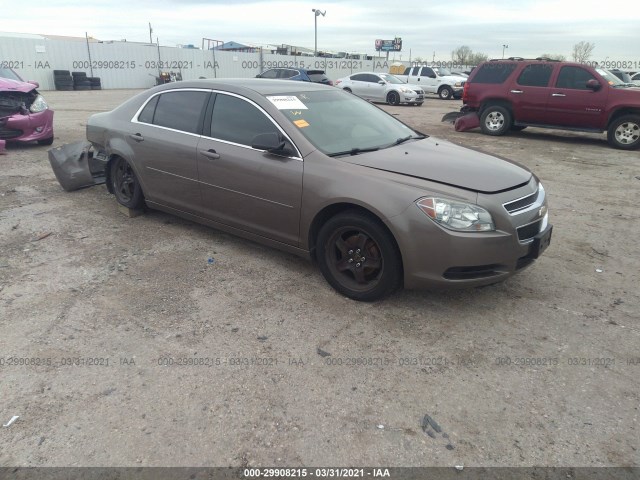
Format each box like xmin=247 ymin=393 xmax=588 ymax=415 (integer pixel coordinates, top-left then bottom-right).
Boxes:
xmin=294 ymin=119 xmax=310 ymax=128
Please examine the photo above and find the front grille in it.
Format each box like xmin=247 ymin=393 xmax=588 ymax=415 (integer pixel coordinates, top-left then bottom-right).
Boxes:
xmin=504 ymin=190 xmax=538 ymax=214
xmin=517 ymin=219 xmax=542 ymax=242
xmin=0 ymin=127 xmax=23 ymax=139
xmin=443 ymin=264 xmax=504 ymax=280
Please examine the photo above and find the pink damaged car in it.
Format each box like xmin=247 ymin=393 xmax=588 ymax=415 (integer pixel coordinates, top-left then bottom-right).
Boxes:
xmin=0 ymin=67 xmax=54 ymax=146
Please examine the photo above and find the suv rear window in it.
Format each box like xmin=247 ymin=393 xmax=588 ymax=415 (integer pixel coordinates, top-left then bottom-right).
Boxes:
xmin=472 ymin=63 xmax=517 ymax=84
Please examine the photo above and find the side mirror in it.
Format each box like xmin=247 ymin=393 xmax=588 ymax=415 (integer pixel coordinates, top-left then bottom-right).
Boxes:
xmin=378 ymin=80 xmax=386 ymax=85
xmin=586 ymin=79 xmax=601 ymax=91
xmin=251 ymin=132 xmax=293 ymax=156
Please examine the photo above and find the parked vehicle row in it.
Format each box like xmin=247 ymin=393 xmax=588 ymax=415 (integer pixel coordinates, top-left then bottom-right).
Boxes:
xmin=394 ymin=66 xmax=468 ymax=99
xmin=459 ymin=58 xmax=640 ymax=150
xmin=334 ymin=72 xmax=424 ymax=106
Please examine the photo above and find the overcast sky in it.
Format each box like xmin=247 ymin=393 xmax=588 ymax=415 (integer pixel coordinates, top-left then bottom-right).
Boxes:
xmin=3 ymin=0 xmax=639 ymax=61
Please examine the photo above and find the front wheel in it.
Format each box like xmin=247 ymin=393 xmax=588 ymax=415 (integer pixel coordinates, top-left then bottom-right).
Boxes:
xmin=316 ymin=212 xmax=402 ymax=301
xmin=387 ymin=91 xmax=400 ymax=106
xmin=438 ymin=86 xmax=453 ymax=100
xmin=343 ymin=87 xmax=352 ymax=93
xmin=480 ymin=106 xmax=512 ymax=136
xmin=607 ymin=115 xmax=640 ymax=150
xmin=110 ymin=157 xmax=144 ymax=209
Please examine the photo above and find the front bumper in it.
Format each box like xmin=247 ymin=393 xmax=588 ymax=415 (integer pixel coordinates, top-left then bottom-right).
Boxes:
xmin=390 ymin=180 xmax=552 ymax=289
xmin=0 ymin=109 xmax=54 ymax=143
xmin=400 ymin=91 xmax=424 ymax=103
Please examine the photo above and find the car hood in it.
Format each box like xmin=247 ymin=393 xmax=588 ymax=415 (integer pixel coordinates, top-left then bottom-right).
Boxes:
xmin=341 ymin=137 xmax=532 ymax=194
xmin=0 ymin=77 xmax=36 ymax=93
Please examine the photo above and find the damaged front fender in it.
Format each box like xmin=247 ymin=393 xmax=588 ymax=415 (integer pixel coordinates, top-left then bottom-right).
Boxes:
xmin=48 ymin=141 xmax=108 ymax=191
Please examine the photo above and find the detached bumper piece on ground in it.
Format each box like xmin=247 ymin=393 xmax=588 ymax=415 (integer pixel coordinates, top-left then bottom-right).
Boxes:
xmin=48 ymin=141 xmax=107 ymax=191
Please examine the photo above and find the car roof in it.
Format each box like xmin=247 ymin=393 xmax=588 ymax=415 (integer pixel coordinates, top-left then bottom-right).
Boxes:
xmin=150 ymin=78 xmax=332 ymax=96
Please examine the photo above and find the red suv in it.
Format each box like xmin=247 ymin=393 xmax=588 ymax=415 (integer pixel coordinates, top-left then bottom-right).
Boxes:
xmin=462 ymin=59 xmax=640 ymax=150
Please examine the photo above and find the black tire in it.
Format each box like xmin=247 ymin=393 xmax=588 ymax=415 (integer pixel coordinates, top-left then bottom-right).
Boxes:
xmin=110 ymin=157 xmax=144 ymax=209
xmin=438 ymin=86 xmax=453 ymax=100
xmin=387 ymin=91 xmax=400 ymax=106
xmin=53 ymin=70 xmax=70 ymax=76
xmin=415 ymin=102 xmax=423 ymax=107
xmin=343 ymin=88 xmax=352 ymax=93
xmin=37 ymin=137 xmax=54 ymax=146
xmin=74 ymin=85 xmax=91 ymax=91
xmin=316 ymin=211 xmax=402 ymax=301
xmin=72 ymin=71 xmax=87 ymax=77
xmin=56 ymin=85 xmax=74 ymax=91
xmin=511 ymin=125 xmax=527 ymax=131
xmin=91 ymin=85 xmax=102 ymax=90
xmin=480 ymin=105 xmax=512 ymax=136
xmin=607 ymin=115 xmax=640 ymax=150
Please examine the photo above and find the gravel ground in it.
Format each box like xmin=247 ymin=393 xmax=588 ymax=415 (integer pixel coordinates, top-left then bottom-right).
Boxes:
xmin=0 ymin=89 xmax=638 ymax=468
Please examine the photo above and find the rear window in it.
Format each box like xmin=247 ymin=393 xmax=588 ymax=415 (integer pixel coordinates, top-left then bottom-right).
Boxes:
xmin=471 ymin=63 xmax=517 ymax=84
xmin=308 ymin=72 xmax=330 ymax=84
xmin=151 ymin=91 xmax=209 ymax=134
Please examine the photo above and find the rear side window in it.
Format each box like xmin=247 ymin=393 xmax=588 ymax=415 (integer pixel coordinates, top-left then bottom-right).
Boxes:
xmin=555 ymin=66 xmax=596 ymax=90
xmin=351 ymin=74 xmax=368 ymax=82
xmin=151 ymin=91 xmax=209 ymax=134
xmin=471 ymin=63 xmax=517 ymax=84
xmin=278 ymin=69 xmax=298 ymax=79
xmin=210 ymin=94 xmax=280 ymax=146
xmin=517 ymin=64 xmax=553 ymax=87
xmin=137 ymin=95 xmax=158 ymax=123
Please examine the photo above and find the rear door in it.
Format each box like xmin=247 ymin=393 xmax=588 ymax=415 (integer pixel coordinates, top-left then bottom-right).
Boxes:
xmin=196 ymin=92 xmax=303 ymax=245
xmin=546 ymin=65 xmax=608 ymax=128
xmin=509 ymin=63 xmax=553 ymax=124
xmin=128 ymin=89 xmax=210 ymax=213
xmin=366 ymin=73 xmax=386 ymax=101
xmin=349 ymin=73 xmax=371 ymax=99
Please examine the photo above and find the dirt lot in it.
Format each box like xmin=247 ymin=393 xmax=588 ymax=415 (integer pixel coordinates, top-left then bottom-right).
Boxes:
xmin=0 ymin=89 xmax=638 ymax=469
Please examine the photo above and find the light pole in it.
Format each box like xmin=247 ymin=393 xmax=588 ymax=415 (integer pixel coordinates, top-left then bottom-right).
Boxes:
xmin=312 ymin=8 xmax=326 ymax=57
xmin=502 ymin=44 xmax=508 ymax=59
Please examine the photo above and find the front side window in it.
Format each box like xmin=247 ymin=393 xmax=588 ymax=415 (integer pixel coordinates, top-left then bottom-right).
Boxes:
xmin=556 ymin=66 xmax=596 ymax=90
xmin=421 ymin=68 xmax=435 ymax=78
xmin=150 ymin=91 xmax=209 ymax=134
xmin=210 ymin=94 xmax=280 ymax=147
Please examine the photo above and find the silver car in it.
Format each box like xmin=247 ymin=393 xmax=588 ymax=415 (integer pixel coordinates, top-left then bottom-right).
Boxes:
xmin=77 ymin=79 xmax=551 ymax=301
xmin=335 ymin=72 xmax=424 ymax=106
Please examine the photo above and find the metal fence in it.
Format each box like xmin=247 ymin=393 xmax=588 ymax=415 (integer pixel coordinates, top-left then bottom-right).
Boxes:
xmin=1 ymin=34 xmax=412 ymax=90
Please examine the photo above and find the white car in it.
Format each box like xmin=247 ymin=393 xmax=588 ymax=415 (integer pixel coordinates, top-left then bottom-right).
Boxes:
xmin=632 ymin=72 xmax=640 ymax=86
xmin=334 ymin=72 xmax=424 ymax=106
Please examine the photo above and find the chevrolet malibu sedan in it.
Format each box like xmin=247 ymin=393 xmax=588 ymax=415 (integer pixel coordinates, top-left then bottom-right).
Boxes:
xmin=0 ymin=67 xmax=54 ymax=145
xmin=85 ymin=79 xmax=551 ymax=301
xmin=335 ymin=72 xmax=424 ymax=106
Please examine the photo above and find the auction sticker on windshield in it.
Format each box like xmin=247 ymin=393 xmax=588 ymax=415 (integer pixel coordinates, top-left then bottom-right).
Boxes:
xmin=267 ymin=96 xmax=308 ymax=110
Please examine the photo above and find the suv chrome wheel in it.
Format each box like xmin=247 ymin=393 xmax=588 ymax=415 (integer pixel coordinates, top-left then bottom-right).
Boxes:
xmin=480 ymin=106 xmax=512 ymax=136
xmin=608 ymin=115 xmax=640 ymax=150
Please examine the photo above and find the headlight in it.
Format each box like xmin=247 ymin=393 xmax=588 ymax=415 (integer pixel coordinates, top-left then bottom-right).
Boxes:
xmin=29 ymin=94 xmax=48 ymax=113
xmin=454 ymin=82 xmax=462 ymax=87
xmin=416 ymin=197 xmax=495 ymax=232
xmin=399 ymin=87 xmax=413 ymax=94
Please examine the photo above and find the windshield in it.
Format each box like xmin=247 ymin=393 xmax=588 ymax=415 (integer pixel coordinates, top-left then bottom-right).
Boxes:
xmin=0 ymin=67 xmax=23 ymax=82
xmin=596 ymin=68 xmax=624 ymax=86
xmin=269 ymin=90 xmax=423 ymax=156
xmin=378 ymin=73 xmax=403 ymax=84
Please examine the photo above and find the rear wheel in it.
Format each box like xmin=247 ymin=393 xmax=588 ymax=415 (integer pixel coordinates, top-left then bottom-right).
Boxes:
xmin=607 ymin=115 xmax=640 ymax=150
xmin=387 ymin=91 xmax=400 ymax=106
xmin=438 ymin=86 xmax=453 ymax=100
xmin=316 ymin=211 xmax=402 ymax=301
xmin=110 ymin=157 xmax=144 ymax=209
xmin=480 ymin=105 xmax=512 ymax=136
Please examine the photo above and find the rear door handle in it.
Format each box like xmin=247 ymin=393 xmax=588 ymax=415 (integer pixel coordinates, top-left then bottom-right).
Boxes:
xmin=200 ymin=149 xmax=220 ymax=160
xmin=129 ymin=133 xmax=144 ymax=142
xmin=510 ymin=90 xmax=524 ymax=94
xmin=552 ymin=93 xmax=566 ymax=97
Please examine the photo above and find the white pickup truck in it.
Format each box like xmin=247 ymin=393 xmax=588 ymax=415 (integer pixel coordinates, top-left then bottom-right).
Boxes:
xmin=394 ymin=66 xmax=467 ymax=100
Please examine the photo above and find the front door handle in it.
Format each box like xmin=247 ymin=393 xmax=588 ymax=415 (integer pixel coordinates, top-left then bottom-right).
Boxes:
xmin=129 ymin=133 xmax=144 ymax=142
xmin=552 ymin=93 xmax=566 ymax=97
xmin=200 ymin=149 xmax=220 ymax=160
xmin=510 ymin=90 xmax=524 ymax=94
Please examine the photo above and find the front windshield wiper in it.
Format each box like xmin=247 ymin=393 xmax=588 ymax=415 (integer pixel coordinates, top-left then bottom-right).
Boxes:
xmin=327 ymin=146 xmax=380 ymax=157
xmin=388 ymin=134 xmax=426 ymax=147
